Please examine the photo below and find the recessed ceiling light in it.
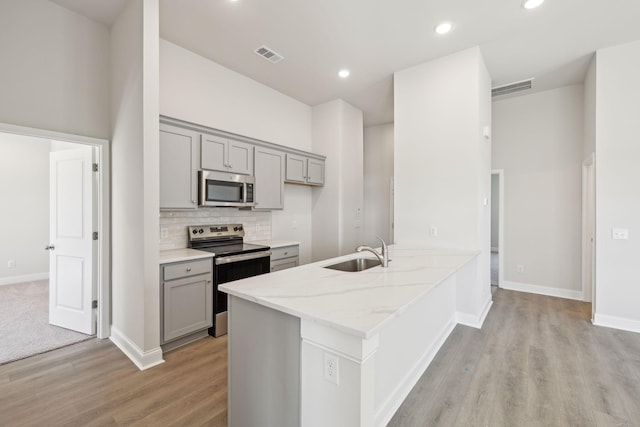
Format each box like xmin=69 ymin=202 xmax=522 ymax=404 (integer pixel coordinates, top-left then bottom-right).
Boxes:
xmin=522 ymin=0 xmax=544 ymax=9
xmin=435 ymin=22 xmax=453 ymax=35
xmin=338 ymin=69 xmax=350 ymax=78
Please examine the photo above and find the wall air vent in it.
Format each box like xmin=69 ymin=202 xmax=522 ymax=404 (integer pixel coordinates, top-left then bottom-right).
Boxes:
xmin=254 ymin=45 xmax=284 ymax=64
xmin=491 ymin=79 xmax=534 ymax=97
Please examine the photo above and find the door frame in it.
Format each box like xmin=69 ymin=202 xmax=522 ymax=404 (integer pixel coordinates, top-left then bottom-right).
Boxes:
xmin=491 ymin=169 xmax=505 ymax=288
xmin=582 ymin=153 xmax=596 ymax=311
xmin=0 ymin=122 xmax=110 ymax=339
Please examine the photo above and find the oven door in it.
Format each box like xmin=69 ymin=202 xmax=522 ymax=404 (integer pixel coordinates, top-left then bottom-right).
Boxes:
xmin=211 ymin=251 xmax=271 ymax=337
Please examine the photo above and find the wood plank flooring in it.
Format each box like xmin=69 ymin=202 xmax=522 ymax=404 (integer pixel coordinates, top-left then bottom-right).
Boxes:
xmin=1 ymin=289 xmax=639 ymax=426
xmin=0 ymin=335 xmax=228 ymax=427
xmin=389 ymin=289 xmax=640 ymax=427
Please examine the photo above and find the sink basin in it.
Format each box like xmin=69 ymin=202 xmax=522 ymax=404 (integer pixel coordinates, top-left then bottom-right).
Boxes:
xmin=323 ymin=257 xmax=381 ymax=272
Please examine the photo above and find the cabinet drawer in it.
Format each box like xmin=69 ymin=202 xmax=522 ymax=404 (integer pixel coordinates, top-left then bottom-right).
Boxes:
xmin=270 ymin=258 xmax=298 ymax=272
xmin=270 ymin=245 xmax=299 ymax=261
xmin=163 ymin=259 xmax=212 ymax=281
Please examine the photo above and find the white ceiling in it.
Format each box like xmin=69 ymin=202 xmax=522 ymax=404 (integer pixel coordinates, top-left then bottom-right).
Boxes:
xmin=50 ymin=0 xmax=640 ymax=126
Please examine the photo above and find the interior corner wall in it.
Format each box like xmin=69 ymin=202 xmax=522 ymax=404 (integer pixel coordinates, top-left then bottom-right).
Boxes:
xmin=394 ymin=47 xmax=490 ymax=251
xmin=0 ymin=0 xmax=110 ymax=139
xmin=363 ymin=123 xmax=394 ymax=248
xmin=311 ymin=100 xmax=364 ymax=262
xmin=0 ymin=134 xmax=49 ymax=283
xmin=584 ymin=55 xmax=597 ymax=160
xmin=593 ymin=40 xmax=640 ymax=331
xmin=159 ymin=39 xmax=314 ymax=263
xmin=492 ymin=85 xmax=584 ymax=296
xmin=110 ymin=0 xmax=161 ymax=360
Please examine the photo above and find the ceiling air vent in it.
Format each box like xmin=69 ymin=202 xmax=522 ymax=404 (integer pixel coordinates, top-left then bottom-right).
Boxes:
xmin=254 ymin=45 xmax=284 ymax=64
xmin=492 ymin=79 xmax=534 ymax=98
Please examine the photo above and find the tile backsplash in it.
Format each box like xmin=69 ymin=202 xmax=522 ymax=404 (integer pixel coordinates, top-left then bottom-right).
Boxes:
xmin=159 ymin=208 xmax=272 ymax=250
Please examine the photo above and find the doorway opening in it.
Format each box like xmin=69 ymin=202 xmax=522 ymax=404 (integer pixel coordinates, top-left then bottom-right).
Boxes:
xmin=491 ymin=170 xmax=504 ymax=295
xmin=0 ymin=123 xmax=110 ymax=365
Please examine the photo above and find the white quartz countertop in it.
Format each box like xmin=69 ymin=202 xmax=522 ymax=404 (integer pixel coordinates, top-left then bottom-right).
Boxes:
xmin=220 ymin=245 xmax=478 ymax=339
xmin=248 ymin=240 xmax=300 ymax=249
xmin=159 ymin=248 xmax=213 ymax=264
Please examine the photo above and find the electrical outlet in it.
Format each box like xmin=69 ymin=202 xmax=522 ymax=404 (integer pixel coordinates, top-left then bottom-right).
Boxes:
xmin=429 ymin=226 xmax=438 ymax=237
xmin=612 ymin=228 xmax=629 ymax=240
xmin=8 ymin=260 xmax=16 ymax=269
xmin=324 ymin=352 xmax=339 ymax=385
xmin=516 ymin=264 xmax=525 ymax=273
xmin=160 ymin=228 xmax=169 ymax=239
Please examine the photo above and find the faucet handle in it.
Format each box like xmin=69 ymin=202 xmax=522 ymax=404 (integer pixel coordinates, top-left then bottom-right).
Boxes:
xmin=376 ymin=236 xmax=387 ymax=254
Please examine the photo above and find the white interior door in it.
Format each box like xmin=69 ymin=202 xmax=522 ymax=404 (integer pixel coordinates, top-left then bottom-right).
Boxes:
xmin=49 ymin=147 xmax=96 ymax=335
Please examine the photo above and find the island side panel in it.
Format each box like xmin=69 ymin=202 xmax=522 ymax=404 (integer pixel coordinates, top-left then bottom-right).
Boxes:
xmin=228 ymin=296 xmax=301 ymax=427
xmin=373 ymin=274 xmax=458 ymax=425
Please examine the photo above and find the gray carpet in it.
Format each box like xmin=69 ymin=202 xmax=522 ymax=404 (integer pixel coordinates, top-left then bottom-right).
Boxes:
xmin=0 ymin=280 xmax=92 ymax=365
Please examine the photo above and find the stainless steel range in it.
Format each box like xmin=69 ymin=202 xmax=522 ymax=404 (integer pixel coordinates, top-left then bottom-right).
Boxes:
xmin=188 ymin=224 xmax=271 ymax=337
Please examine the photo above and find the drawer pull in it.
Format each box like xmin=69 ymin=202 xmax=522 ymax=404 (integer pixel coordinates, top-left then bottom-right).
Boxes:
xmin=186 ymin=267 xmax=192 ymax=272
xmin=283 ymin=252 xmax=288 ymax=256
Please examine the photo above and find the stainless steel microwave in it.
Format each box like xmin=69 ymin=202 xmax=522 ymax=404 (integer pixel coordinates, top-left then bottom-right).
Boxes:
xmin=198 ymin=170 xmax=255 ymax=208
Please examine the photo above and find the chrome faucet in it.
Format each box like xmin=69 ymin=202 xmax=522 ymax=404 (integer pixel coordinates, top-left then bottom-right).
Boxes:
xmin=355 ymin=237 xmax=389 ymax=268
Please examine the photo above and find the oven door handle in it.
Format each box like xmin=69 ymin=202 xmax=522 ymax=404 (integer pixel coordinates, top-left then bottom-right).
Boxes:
xmin=215 ymin=251 xmax=272 ymax=265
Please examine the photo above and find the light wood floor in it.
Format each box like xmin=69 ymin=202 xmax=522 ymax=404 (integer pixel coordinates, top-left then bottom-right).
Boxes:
xmin=1 ymin=289 xmax=639 ymax=426
xmin=0 ymin=335 xmax=228 ymax=426
xmin=389 ymin=289 xmax=640 ymax=427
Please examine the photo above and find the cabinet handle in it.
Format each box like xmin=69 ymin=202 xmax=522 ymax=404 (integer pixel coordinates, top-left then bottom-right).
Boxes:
xmin=207 ymin=280 xmax=212 ymax=283
xmin=284 ymin=252 xmax=288 ymax=256
xmin=186 ymin=267 xmax=192 ymax=272
xmin=191 ymin=200 xmax=196 ymax=204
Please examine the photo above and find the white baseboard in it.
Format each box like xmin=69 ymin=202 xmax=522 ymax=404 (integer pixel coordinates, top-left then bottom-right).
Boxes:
xmin=457 ymin=296 xmax=493 ymax=329
xmin=110 ymin=326 xmax=164 ymax=371
xmin=0 ymin=272 xmax=49 ymax=286
xmin=501 ymin=280 xmax=583 ymax=301
xmin=593 ymin=313 xmax=640 ymax=334
xmin=375 ymin=317 xmax=457 ymax=427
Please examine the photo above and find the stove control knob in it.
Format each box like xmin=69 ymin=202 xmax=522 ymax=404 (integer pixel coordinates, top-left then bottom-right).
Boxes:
xmin=234 ymin=226 xmax=239 ymax=231
xmin=192 ymin=229 xmax=198 ymax=234
xmin=238 ymin=226 xmax=243 ymax=231
xmin=198 ymin=228 xmax=204 ymax=234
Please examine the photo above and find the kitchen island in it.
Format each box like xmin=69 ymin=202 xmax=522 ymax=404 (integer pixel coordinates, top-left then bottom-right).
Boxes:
xmin=220 ymin=245 xmax=492 ymax=427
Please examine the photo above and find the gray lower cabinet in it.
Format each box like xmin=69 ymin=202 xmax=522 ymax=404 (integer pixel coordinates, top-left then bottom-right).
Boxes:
xmin=270 ymin=245 xmax=299 ymax=272
xmin=254 ymin=146 xmax=285 ymax=210
xmin=161 ymin=258 xmax=213 ymax=345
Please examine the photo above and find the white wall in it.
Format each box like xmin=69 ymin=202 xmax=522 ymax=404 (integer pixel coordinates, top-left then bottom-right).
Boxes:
xmin=311 ymin=100 xmax=364 ymax=261
xmin=0 ymin=0 xmax=110 ymax=139
xmin=363 ymin=123 xmax=394 ymax=247
xmin=584 ymin=56 xmax=597 ymax=159
xmin=394 ymin=47 xmax=492 ymax=322
xmin=492 ymin=85 xmax=584 ymax=298
xmin=159 ymin=40 xmax=314 ymax=263
xmin=0 ymin=133 xmax=49 ymax=283
xmin=110 ymin=0 xmax=162 ymax=368
xmin=593 ymin=40 xmax=640 ymax=332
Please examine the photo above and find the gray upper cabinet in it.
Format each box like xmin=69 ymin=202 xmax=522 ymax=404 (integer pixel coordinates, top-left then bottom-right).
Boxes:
xmin=285 ymin=154 xmax=325 ymax=186
xmin=201 ymin=133 xmax=253 ymax=175
xmin=160 ymin=123 xmax=199 ymax=209
xmin=254 ymin=146 xmax=285 ymax=210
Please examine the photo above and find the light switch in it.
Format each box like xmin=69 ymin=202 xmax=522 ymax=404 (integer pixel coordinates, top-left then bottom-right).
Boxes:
xmin=483 ymin=126 xmax=491 ymax=140
xmin=612 ymin=228 xmax=629 ymax=240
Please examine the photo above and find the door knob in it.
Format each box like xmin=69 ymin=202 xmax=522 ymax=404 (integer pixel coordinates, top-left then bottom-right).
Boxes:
xmin=45 ymin=244 xmax=55 ymax=251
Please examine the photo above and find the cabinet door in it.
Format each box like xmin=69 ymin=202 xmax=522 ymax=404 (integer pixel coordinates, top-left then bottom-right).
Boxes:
xmin=254 ymin=146 xmax=285 ymax=210
xmin=228 ymin=140 xmax=254 ymax=175
xmin=201 ymin=134 xmax=228 ymax=172
xmin=160 ymin=124 xmax=198 ymax=209
xmin=307 ymin=158 xmax=325 ymax=186
xmin=163 ymin=273 xmax=213 ymax=342
xmin=285 ymin=154 xmax=307 ymax=183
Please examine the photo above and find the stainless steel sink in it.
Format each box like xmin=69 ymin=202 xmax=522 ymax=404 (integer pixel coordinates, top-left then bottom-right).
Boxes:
xmin=323 ymin=257 xmax=381 ymax=272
